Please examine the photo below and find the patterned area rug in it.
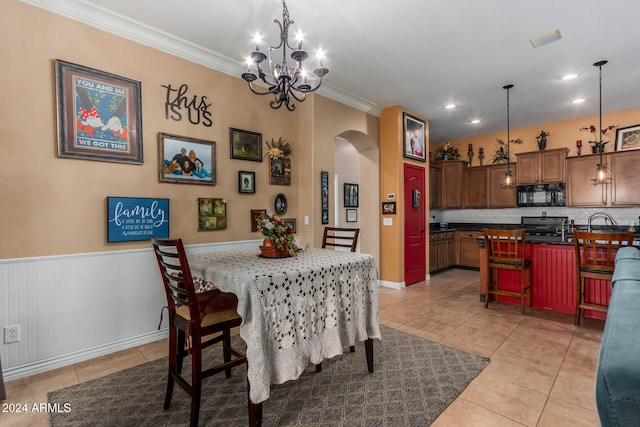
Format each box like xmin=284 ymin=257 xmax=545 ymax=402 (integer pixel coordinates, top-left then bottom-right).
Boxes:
xmin=48 ymin=326 xmax=489 ymax=426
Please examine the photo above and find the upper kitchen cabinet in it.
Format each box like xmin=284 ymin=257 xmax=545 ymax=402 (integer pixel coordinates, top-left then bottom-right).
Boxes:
xmin=516 ymin=148 xmax=569 ymax=185
xmin=434 ymin=160 xmax=466 ymax=209
xmin=463 ymin=166 xmax=488 ymax=208
xmin=566 ymin=150 xmax=640 ymax=207
xmin=429 ymin=165 xmax=442 ymax=210
xmin=488 ymin=163 xmax=518 ymax=208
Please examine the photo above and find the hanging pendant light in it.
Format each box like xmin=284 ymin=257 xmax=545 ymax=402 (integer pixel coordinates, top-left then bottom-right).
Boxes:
xmin=501 ymin=84 xmax=515 ymax=188
xmin=591 ymin=60 xmax=612 ymax=184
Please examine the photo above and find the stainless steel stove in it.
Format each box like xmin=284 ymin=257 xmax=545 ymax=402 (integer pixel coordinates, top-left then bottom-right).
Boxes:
xmin=521 ymin=216 xmax=569 ymax=243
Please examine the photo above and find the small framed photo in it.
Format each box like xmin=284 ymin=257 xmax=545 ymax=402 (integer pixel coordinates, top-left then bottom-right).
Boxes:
xmin=238 ymin=171 xmax=256 ymax=194
xmin=198 ymin=198 xmax=227 ymax=231
xmin=251 ymin=209 xmax=266 ymax=232
xmin=55 ymin=60 xmax=143 ymax=164
xmin=615 ymin=124 xmax=640 ymax=151
xmin=159 ymin=133 xmax=216 ymax=185
xmin=282 ymin=218 xmax=297 ymax=233
xmin=346 ymin=209 xmax=358 ymax=223
xmin=403 ymin=112 xmax=426 ymax=162
xmin=382 ymin=202 xmax=397 ymax=215
xmin=230 ymin=128 xmax=262 ymax=161
xmin=344 ymin=183 xmax=359 ymax=207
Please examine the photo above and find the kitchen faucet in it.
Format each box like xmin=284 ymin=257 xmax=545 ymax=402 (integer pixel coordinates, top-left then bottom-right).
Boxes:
xmin=587 ymin=212 xmax=617 ymax=232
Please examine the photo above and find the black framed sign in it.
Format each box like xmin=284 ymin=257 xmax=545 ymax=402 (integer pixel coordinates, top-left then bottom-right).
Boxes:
xmin=55 ymin=60 xmax=143 ymax=164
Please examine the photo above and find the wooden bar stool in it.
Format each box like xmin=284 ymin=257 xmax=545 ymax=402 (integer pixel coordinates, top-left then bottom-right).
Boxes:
xmin=483 ymin=228 xmax=532 ymax=314
xmin=573 ymin=230 xmax=634 ymax=326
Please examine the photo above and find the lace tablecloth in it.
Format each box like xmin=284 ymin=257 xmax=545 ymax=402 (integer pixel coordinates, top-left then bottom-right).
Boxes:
xmin=188 ymin=247 xmax=380 ymax=404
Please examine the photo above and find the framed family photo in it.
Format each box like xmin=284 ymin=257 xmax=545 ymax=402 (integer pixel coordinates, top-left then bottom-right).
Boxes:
xmin=615 ymin=124 xmax=640 ymax=151
xmin=403 ymin=112 xmax=426 ymax=162
xmin=55 ymin=59 xmax=143 ymax=164
xmin=238 ymin=171 xmax=256 ymax=194
xmin=198 ymin=198 xmax=227 ymax=230
xmin=158 ymin=133 xmax=216 ymax=185
xmin=230 ymin=128 xmax=262 ymax=161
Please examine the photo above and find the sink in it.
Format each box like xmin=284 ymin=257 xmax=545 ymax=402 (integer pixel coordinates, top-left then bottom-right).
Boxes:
xmin=525 ymin=235 xmax=571 ymax=244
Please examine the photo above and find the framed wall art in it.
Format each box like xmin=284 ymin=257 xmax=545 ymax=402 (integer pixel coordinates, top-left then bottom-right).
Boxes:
xmin=106 ymin=197 xmax=169 ymax=242
xmin=55 ymin=59 xmax=143 ymax=164
xmin=615 ymin=124 xmax=640 ymax=151
xmin=344 ymin=183 xmax=359 ymax=207
xmin=159 ymin=133 xmax=216 ymax=185
xmin=198 ymin=198 xmax=227 ymax=230
xmin=238 ymin=171 xmax=256 ymax=194
xmin=403 ymin=112 xmax=426 ymax=162
xmin=321 ymin=171 xmax=329 ymax=224
xmin=382 ymin=201 xmax=397 ymax=215
xmin=230 ymin=127 xmax=262 ymax=161
xmin=282 ymin=218 xmax=297 ymax=233
xmin=270 ymin=156 xmax=291 ymax=185
xmin=346 ymin=209 xmax=358 ymax=223
xmin=251 ymin=209 xmax=267 ymax=232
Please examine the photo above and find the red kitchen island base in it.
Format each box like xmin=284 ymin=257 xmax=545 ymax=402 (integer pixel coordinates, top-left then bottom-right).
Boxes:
xmin=480 ymin=241 xmax=608 ymax=320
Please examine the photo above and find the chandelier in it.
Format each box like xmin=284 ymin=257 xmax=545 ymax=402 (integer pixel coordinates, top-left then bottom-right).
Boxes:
xmin=501 ymin=84 xmax=515 ymax=188
xmin=241 ymin=0 xmax=329 ymax=111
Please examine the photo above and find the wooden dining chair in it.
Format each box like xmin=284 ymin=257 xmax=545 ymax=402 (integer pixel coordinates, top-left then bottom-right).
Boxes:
xmin=322 ymin=227 xmax=360 ymax=252
xmin=573 ymin=230 xmax=634 ymax=326
xmin=150 ymin=237 xmax=247 ymax=427
xmin=483 ymin=228 xmax=532 ymax=314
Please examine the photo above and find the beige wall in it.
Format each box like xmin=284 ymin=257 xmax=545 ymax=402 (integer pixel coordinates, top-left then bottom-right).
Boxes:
xmin=0 ymin=1 xmax=379 ymax=260
xmin=432 ymin=109 xmax=640 ymax=165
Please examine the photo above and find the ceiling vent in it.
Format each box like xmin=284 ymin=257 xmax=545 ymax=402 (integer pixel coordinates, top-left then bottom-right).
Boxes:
xmin=529 ymin=29 xmax=562 ymax=48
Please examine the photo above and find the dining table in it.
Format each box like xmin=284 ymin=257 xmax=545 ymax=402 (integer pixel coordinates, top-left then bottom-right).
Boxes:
xmin=187 ymin=247 xmax=381 ymax=426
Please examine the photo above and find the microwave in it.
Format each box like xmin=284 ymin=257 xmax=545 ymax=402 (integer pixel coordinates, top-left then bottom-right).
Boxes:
xmin=517 ymin=183 xmax=566 ymax=207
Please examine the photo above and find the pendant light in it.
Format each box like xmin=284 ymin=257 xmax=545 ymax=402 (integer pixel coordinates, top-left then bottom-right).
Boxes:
xmin=592 ymin=60 xmax=612 ymax=184
xmin=501 ymin=84 xmax=515 ymax=188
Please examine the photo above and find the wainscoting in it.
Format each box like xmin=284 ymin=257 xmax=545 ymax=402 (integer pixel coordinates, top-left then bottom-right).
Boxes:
xmin=0 ymin=240 xmax=262 ymax=382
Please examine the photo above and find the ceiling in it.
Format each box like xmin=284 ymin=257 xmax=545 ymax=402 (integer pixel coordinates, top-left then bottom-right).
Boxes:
xmin=34 ymin=0 xmax=640 ymax=142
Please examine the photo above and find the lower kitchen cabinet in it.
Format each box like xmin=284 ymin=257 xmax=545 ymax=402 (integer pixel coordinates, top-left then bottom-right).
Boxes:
xmin=456 ymin=231 xmax=483 ymax=268
xmin=429 ymin=231 xmax=455 ymax=273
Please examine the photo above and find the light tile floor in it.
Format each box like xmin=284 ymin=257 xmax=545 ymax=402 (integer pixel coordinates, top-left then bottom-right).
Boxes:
xmin=2 ymin=268 xmax=604 ymax=426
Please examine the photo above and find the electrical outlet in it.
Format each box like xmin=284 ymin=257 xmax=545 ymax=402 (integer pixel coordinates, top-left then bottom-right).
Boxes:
xmin=4 ymin=325 xmax=20 ymax=344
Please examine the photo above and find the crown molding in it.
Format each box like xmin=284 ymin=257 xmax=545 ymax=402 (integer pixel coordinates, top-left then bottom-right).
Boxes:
xmin=21 ymin=0 xmax=381 ymax=117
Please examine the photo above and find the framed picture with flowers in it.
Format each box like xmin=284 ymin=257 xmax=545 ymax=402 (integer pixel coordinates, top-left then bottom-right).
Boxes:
xmin=615 ymin=124 xmax=640 ymax=152
xmin=403 ymin=112 xmax=426 ymax=162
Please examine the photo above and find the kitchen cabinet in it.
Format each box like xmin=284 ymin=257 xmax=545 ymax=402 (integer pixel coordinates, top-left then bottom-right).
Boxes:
xmin=456 ymin=231 xmax=483 ymax=268
xmin=566 ymin=150 xmax=640 ymax=207
xmin=434 ymin=160 xmax=465 ymax=209
xmin=516 ymin=148 xmax=569 ymax=185
xmin=429 ymin=165 xmax=442 ymax=209
xmin=463 ymin=167 xmax=488 ymax=208
xmin=430 ymin=231 xmax=455 ymax=273
xmin=487 ymin=164 xmax=517 ymax=208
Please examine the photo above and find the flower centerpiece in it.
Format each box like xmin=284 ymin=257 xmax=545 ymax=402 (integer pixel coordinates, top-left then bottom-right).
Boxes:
xmin=580 ymin=125 xmax=617 ymax=153
xmin=257 ymin=213 xmax=306 ymax=257
xmin=434 ymin=142 xmax=460 ymax=161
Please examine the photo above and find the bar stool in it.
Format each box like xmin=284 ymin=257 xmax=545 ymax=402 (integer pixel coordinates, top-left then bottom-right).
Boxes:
xmin=483 ymin=228 xmax=532 ymax=314
xmin=573 ymin=230 xmax=634 ymax=326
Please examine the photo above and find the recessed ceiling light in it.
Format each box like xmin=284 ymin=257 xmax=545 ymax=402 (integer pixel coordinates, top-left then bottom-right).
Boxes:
xmin=529 ymin=29 xmax=562 ymax=48
xmin=562 ymin=73 xmax=578 ymax=80
xmin=572 ymin=98 xmax=586 ymax=104
xmin=444 ymin=104 xmax=456 ymax=109
xmin=470 ymin=119 xmax=481 ymax=124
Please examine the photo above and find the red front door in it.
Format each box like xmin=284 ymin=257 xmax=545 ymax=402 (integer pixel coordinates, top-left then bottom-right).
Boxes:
xmin=404 ymin=164 xmax=426 ymax=285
